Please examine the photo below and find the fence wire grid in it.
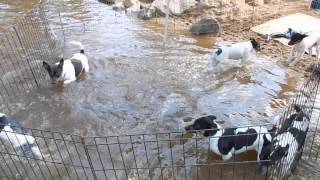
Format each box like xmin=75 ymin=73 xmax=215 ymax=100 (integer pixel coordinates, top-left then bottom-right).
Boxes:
xmin=0 ymin=62 xmax=319 ymax=180
xmin=0 ymin=3 xmax=64 ymax=111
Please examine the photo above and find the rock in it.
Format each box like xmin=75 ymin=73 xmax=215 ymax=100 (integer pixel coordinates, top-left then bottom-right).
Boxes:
xmin=137 ymin=10 xmax=151 ymax=20
xmin=126 ymin=3 xmax=143 ymax=13
xmin=112 ymin=2 xmax=125 ymax=10
xmin=98 ymin=0 xmax=116 ymax=5
xmin=125 ymin=3 xmax=158 ymax=19
xmin=124 ymin=0 xmax=139 ymax=8
xmin=137 ymin=6 xmax=158 ymax=19
xmin=189 ymin=18 xmax=220 ymax=35
xmin=152 ymin=0 xmax=195 ymax=16
xmin=139 ymin=0 xmax=155 ymax=3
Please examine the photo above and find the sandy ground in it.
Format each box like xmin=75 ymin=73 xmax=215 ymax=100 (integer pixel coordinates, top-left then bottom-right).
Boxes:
xmin=149 ymin=0 xmax=319 ymax=76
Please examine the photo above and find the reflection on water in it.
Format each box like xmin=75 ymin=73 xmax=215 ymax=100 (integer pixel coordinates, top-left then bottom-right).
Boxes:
xmin=4 ymin=0 xmax=298 ymax=135
xmin=0 ymin=0 xmax=314 ymax=179
xmin=0 ymin=0 xmax=38 ymax=32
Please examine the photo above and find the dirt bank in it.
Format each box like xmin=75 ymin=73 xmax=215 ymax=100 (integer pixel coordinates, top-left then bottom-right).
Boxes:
xmin=149 ymin=0 xmax=319 ymax=76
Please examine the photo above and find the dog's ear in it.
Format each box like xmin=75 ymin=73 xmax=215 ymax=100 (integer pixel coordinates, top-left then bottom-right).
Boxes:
xmin=58 ymin=58 xmax=64 ymax=68
xmin=43 ymin=61 xmax=51 ymax=72
xmin=293 ymin=105 xmax=301 ymax=113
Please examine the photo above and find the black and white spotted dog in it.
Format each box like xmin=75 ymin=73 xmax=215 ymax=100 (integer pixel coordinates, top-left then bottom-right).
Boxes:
xmin=211 ymin=38 xmax=261 ymax=66
xmin=0 ymin=113 xmax=44 ymax=159
xmin=287 ymin=32 xmax=320 ymax=66
xmin=43 ymin=41 xmax=89 ymax=84
xmin=267 ymin=105 xmax=310 ymax=176
xmin=184 ymin=115 xmax=273 ymax=161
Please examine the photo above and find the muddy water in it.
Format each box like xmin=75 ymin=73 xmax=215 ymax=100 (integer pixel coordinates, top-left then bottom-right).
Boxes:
xmin=0 ymin=0 xmax=313 ymax=179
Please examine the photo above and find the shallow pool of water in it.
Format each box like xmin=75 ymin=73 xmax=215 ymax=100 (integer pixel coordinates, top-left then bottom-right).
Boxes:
xmin=0 ymin=0 xmax=315 ymax=179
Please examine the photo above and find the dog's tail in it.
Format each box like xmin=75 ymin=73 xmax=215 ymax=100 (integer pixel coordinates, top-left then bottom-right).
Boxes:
xmin=69 ymin=41 xmax=84 ymax=54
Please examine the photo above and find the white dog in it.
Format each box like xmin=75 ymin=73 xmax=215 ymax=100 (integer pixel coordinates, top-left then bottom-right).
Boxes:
xmin=43 ymin=41 xmax=89 ymax=84
xmin=287 ymin=32 xmax=320 ymax=66
xmin=211 ymin=38 xmax=261 ymax=66
xmin=0 ymin=113 xmax=44 ymax=159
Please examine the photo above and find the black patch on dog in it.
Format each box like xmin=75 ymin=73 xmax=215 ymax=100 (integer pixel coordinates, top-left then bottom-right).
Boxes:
xmin=289 ymin=127 xmax=308 ymax=150
xmin=71 ymin=60 xmax=83 ymax=77
xmin=277 ymin=105 xmax=306 ymax=134
xmin=185 ymin=115 xmax=219 ymax=137
xmin=80 ymin=49 xmax=84 ymax=54
xmin=216 ymin=48 xmax=222 ymax=56
xmin=0 ymin=115 xmax=6 ymax=131
xmin=43 ymin=59 xmax=64 ymax=83
xmin=250 ymin=38 xmax=261 ymax=51
xmin=0 ymin=114 xmax=25 ymax=134
xmin=259 ymin=134 xmax=272 ymax=162
xmin=218 ymin=128 xmax=236 ymax=155
xmin=288 ymin=33 xmax=308 ymax=46
xmin=217 ymin=128 xmax=259 ymax=156
xmin=234 ymin=128 xmax=258 ymax=150
xmin=270 ymin=144 xmax=289 ymax=162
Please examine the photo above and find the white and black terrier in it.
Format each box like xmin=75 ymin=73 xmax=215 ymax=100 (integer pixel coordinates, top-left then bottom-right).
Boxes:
xmin=211 ymin=38 xmax=261 ymax=66
xmin=43 ymin=41 xmax=89 ymax=84
xmin=184 ymin=115 xmax=273 ymax=161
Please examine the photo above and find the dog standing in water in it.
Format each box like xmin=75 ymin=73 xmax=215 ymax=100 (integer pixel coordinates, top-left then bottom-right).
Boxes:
xmin=211 ymin=38 xmax=261 ymax=66
xmin=184 ymin=115 xmax=278 ymax=161
xmin=0 ymin=113 xmax=44 ymax=159
xmin=43 ymin=41 xmax=89 ymax=84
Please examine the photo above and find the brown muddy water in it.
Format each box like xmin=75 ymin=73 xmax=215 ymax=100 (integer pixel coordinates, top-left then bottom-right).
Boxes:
xmin=0 ymin=0 xmax=318 ymax=179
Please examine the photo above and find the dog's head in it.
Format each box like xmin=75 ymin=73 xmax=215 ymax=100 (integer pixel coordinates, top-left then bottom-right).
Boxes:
xmin=250 ymin=38 xmax=261 ymax=51
xmin=215 ymin=48 xmax=222 ymax=56
xmin=288 ymin=33 xmax=308 ymax=46
xmin=257 ymin=143 xmax=289 ymax=175
xmin=43 ymin=58 xmax=64 ymax=84
xmin=185 ymin=115 xmax=218 ymax=137
xmin=270 ymin=144 xmax=289 ymax=162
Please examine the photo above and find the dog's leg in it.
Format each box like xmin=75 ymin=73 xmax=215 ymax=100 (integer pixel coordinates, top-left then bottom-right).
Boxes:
xmin=287 ymin=48 xmax=296 ymax=64
xmin=289 ymin=50 xmax=304 ymax=67
xmin=64 ymin=78 xmax=76 ymax=84
xmin=316 ymin=46 xmax=320 ymax=64
xmin=222 ymin=152 xmax=233 ymax=161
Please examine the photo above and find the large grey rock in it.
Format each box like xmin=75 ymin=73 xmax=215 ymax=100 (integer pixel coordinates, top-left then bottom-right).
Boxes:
xmin=190 ymin=18 xmax=220 ymax=35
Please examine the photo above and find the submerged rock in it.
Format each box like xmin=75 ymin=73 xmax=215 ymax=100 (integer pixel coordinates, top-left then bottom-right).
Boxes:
xmin=190 ymin=18 xmax=220 ymax=35
xmin=98 ymin=0 xmax=116 ymax=5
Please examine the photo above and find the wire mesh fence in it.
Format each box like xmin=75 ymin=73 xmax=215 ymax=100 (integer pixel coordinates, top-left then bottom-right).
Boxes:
xmin=0 ymin=0 xmax=320 ymax=180
xmin=0 ymin=2 xmax=64 ymax=112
